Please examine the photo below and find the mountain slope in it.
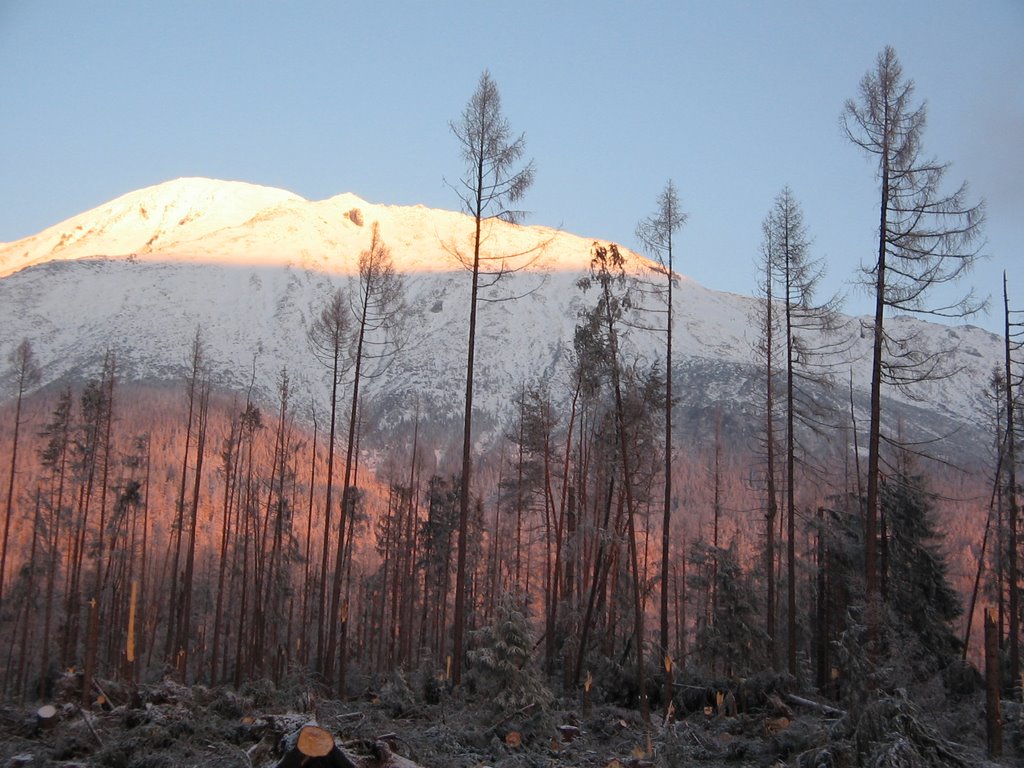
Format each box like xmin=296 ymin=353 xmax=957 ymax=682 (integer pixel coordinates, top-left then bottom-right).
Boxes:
xmin=0 ymin=177 xmax=1003 ymax=463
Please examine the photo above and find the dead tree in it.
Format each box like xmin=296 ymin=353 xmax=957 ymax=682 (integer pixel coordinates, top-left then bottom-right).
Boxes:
xmin=447 ymin=69 xmax=536 ymax=685
xmin=1000 ymin=273 xmax=1021 ymax=690
xmin=635 ymin=180 xmax=687 ymax=702
xmin=760 ymin=187 xmax=843 ymax=675
xmin=577 ymin=242 xmax=651 ymax=722
xmin=38 ymin=388 xmax=72 ymax=699
xmin=327 ymin=222 xmax=404 ymax=693
xmin=0 ymin=338 xmax=40 ymax=611
xmin=843 ymin=45 xmax=984 ymax=647
xmin=164 ymin=329 xmax=205 ymax=665
xmin=308 ymin=289 xmax=350 ymax=679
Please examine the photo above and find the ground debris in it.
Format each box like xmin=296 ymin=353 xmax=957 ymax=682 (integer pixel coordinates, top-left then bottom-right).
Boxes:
xmin=0 ymin=674 xmax=1017 ymax=768
xmin=852 ymin=694 xmax=973 ymax=767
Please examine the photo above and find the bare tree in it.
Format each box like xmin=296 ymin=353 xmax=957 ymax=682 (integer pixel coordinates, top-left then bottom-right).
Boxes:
xmin=635 ymin=180 xmax=686 ymax=700
xmin=327 ymin=221 xmax=405 ymax=693
xmin=577 ymin=242 xmax=651 ymax=723
xmin=842 ymin=46 xmax=985 ymax=643
xmin=38 ymin=387 xmax=71 ymax=698
xmin=80 ymin=350 xmax=116 ymax=704
xmin=164 ymin=329 xmax=206 ymax=665
xmin=174 ymin=369 xmax=210 ymax=680
xmin=753 ymin=220 xmax=782 ymax=665
xmin=447 ymin=69 xmax=535 ymax=685
xmin=0 ymin=339 xmax=40 ymax=610
xmin=1001 ymin=273 xmax=1022 ymax=690
xmin=257 ymin=366 xmax=294 ymax=678
xmin=761 ymin=186 xmax=843 ymax=675
xmin=307 ymin=289 xmax=349 ymax=679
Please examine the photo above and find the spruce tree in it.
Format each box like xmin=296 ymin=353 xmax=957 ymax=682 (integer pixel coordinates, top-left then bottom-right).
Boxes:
xmin=688 ymin=539 xmax=770 ymax=678
xmin=881 ymin=471 xmax=962 ymax=678
xmin=468 ymin=591 xmax=553 ymax=719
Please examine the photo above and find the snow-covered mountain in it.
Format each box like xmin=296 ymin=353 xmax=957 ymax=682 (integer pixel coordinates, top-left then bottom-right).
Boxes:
xmin=0 ymin=178 xmax=1003 ymax=463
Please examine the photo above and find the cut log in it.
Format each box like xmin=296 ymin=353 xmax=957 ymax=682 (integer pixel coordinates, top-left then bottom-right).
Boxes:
xmin=298 ymin=724 xmax=335 ymax=757
xmin=275 ymin=724 xmax=358 ymax=768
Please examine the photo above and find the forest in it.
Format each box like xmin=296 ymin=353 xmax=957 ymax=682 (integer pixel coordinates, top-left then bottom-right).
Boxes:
xmin=0 ymin=47 xmax=1020 ymax=767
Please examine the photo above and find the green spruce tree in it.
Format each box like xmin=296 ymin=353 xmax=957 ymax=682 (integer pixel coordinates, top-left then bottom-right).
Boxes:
xmin=881 ymin=471 xmax=962 ymax=679
xmin=468 ymin=591 xmax=553 ymax=721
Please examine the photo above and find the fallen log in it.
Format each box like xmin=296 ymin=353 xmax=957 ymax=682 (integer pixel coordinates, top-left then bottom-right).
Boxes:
xmin=784 ymin=694 xmax=845 ymax=718
xmin=275 ymin=724 xmax=358 ymax=768
xmin=766 ymin=693 xmax=794 ymax=719
xmin=77 ymin=704 xmax=103 ymax=747
xmin=92 ymin=678 xmax=116 ymax=710
xmin=363 ymin=739 xmax=422 ymax=768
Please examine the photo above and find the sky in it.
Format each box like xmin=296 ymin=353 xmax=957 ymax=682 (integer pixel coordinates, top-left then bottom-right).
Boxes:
xmin=1 ymin=1 xmax=1021 ymax=333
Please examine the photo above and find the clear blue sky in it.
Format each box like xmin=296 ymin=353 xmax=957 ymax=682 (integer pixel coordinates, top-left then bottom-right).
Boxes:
xmin=2 ymin=1 xmax=1021 ymax=332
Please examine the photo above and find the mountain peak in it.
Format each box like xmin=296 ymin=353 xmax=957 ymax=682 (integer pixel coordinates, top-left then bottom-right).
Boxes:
xmin=0 ymin=177 xmax=309 ymax=276
xmin=0 ymin=178 xmax=628 ymax=278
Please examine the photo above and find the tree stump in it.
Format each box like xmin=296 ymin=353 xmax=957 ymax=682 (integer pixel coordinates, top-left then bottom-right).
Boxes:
xmin=36 ymin=704 xmax=58 ymax=730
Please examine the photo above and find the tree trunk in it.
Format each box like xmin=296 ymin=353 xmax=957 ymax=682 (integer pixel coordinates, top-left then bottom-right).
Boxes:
xmin=0 ymin=365 xmax=28 ymax=610
xmin=1003 ymin=274 xmax=1020 ymax=691
xmin=177 ymin=377 xmax=210 ymax=679
xmin=815 ymin=506 xmax=829 ymax=693
xmin=763 ymin=263 xmax=778 ymax=666
xmin=785 ymin=270 xmax=797 ymax=677
xmin=574 ymin=475 xmax=615 ymax=686
xmin=865 ymin=133 xmax=890 ymax=659
xmin=166 ymin=341 xmax=199 ymax=664
xmin=985 ymin=607 xmax=1003 ymax=758
xmin=329 ymin=284 xmax=371 ymax=691
xmin=317 ymin=344 xmax=341 ymax=679
xmin=600 ymin=264 xmax=649 ymax=723
xmin=452 ymin=120 xmax=491 ymax=687
xmin=211 ymin=417 xmax=240 ymax=684
xmin=661 ymin=232 xmax=675 ymax=706
xmin=299 ymin=411 xmax=318 ymax=666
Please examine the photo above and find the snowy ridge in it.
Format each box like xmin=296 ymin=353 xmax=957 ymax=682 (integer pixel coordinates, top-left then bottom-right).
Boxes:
xmin=0 ymin=177 xmax=591 ymax=277
xmin=0 ymin=178 xmax=1004 ymax=461
xmin=0 ymin=179 xmax=304 ymax=275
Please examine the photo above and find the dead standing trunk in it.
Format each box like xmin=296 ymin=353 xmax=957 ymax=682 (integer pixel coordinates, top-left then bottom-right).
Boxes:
xmin=1 ymin=339 xmax=40 ymax=611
